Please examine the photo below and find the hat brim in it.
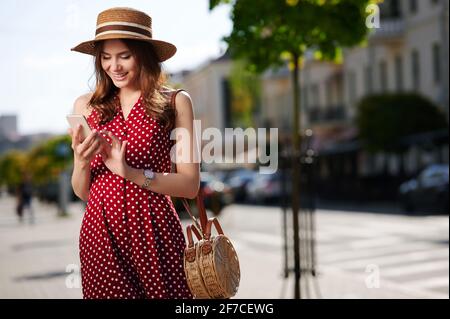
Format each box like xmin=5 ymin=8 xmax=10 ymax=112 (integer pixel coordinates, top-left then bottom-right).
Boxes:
xmin=71 ymin=34 xmax=177 ymax=62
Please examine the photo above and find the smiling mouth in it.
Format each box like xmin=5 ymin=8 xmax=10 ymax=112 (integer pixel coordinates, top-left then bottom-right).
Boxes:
xmin=112 ymin=72 xmax=128 ymax=81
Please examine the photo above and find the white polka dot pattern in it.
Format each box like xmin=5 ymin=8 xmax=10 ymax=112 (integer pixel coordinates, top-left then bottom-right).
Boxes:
xmin=80 ymin=92 xmax=192 ymax=299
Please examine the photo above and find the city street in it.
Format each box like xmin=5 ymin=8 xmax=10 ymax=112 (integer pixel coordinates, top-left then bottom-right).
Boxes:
xmin=224 ymin=203 xmax=449 ymax=299
xmin=0 ymin=0 xmax=449 ymax=305
xmin=0 ymin=195 xmax=448 ymax=299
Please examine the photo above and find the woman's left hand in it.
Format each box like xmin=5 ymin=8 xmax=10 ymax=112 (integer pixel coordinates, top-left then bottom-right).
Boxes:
xmin=99 ymin=131 xmax=129 ymax=178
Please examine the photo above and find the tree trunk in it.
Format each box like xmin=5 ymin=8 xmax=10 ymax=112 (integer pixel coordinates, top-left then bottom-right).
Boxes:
xmin=291 ymin=53 xmax=302 ymax=299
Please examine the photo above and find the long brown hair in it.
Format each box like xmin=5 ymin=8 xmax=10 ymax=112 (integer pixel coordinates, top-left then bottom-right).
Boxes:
xmin=88 ymin=39 xmax=176 ymax=131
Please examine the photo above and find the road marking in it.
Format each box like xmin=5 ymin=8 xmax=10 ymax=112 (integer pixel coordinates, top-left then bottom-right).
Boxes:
xmin=334 ymin=248 xmax=449 ymax=270
xmin=240 ymin=231 xmax=283 ymax=247
xmin=316 ymin=225 xmax=383 ymax=238
xmin=319 ymin=242 xmax=437 ymax=263
xmin=381 ymin=260 xmax=449 ymax=277
xmin=406 ymin=276 xmax=450 ymax=290
xmin=348 ymin=236 xmax=405 ymax=249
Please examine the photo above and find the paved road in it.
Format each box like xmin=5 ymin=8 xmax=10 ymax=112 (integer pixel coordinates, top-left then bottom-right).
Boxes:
xmin=0 ymin=195 xmax=448 ymax=299
xmin=315 ymin=209 xmax=448 ymax=297
xmin=220 ymin=204 xmax=449 ymax=299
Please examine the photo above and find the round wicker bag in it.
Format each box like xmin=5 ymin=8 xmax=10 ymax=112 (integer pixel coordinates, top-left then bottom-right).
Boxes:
xmin=184 ymin=217 xmax=240 ymax=299
xmin=171 ymin=102 xmax=241 ymax=300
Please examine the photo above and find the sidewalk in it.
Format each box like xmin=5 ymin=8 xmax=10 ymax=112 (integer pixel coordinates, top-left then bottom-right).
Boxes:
xmin=0 ymin=195 xmax=445 ymax=299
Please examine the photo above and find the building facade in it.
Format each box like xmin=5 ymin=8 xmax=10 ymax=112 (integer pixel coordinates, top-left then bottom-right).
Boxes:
xmin=343 ymin=0 xmax=449 ymax=117
xmin=259 ymin=0 xmax=449 ymax=200
xmin=171 ymin=53 xmax=232 ymax=133
xmin=0 ymin=115 xmax=19 ymax=141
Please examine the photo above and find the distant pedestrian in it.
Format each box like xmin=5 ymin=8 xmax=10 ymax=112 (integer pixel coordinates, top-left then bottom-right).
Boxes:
xmin=16 ymin=172 xmax=35 ymax=224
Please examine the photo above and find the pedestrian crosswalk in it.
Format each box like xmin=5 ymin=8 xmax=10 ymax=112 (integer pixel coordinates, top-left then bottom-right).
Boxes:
xmin=228 ymin=207 xmax=449 ymax=298
xmin=315 ymin=210 xmax=449 ymax=298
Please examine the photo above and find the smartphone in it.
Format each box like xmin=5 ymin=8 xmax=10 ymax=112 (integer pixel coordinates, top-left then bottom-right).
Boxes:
xmin=66 ymin=114 xmax=93 ymax=140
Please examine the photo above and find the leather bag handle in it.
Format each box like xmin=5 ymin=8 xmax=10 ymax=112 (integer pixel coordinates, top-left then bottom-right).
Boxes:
xmin=186 ymin=224 xmax=203 ymax=248
xmin=204 ymin=217 xmax=225 ymax=240
xmin=170 ymin=89 xmax=208 ymax=234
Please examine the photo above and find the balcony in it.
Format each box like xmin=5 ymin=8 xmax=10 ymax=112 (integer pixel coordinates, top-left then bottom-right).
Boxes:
xmin=368 ymin=18 xmax=405 ymax=45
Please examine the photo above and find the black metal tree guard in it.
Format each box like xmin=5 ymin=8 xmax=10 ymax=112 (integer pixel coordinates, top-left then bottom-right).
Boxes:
xmin=280 ymin=130 xmax=321 ymax=299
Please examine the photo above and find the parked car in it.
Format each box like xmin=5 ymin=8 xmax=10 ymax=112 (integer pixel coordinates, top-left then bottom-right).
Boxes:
xmin=399 ymin=164 xmax=449 ymax=213
xmin=173 ymin=172 xmax=234 ymax=217
xmin=200 ymin=172 xmax=234 ymax=214
xmin=212 ymin=169 xmax=236 ymax=184
xmin=226 ymin=169 xmax=258 ymax=202
xmin=246 ymin=171 xmax=292 ymax=204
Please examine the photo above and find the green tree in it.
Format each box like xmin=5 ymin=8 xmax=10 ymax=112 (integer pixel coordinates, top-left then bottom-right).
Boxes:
xmin=356 ymin=93 xmax=448 ymax=153
xmin=28 ymin=135 xmax=73 ymax=185
xmin=210 ymin=0 xmax=374 ymax=298
xmin=0 ymin=135 xmax=73 ymax=195
xmin=229 ymin=59 xmax=261 ymax=128
xmin=0 ymin=150 xmax=28 ymax=191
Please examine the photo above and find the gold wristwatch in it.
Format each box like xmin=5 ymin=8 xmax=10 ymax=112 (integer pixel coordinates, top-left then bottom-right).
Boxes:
xmin=141 ymin=169 xmax=155 ymax=189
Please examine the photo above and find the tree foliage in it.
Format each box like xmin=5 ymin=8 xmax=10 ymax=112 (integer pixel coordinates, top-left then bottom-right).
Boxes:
xmin=210 ymin=0 xmax=374 ymax=73
xmin=0 ymin=150 xmax=28 ymax=188
xmin=356 ymin=93 xmax=449 ymax=153
xmin=0 ymin=135 xmax=73 ymax=189
xmin=28 ymin=135 xmax=72 ymax=184
xmin=229 ymin=59 xmax=262 ymax=127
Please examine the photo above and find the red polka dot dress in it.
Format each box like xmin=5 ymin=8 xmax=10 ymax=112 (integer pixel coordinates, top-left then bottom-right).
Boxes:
xmin=80 ymin=90 xmax=192 ymax=299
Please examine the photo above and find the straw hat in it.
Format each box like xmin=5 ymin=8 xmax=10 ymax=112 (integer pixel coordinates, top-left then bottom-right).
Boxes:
xmin=71 ymin=7 xmax=177 ymax=62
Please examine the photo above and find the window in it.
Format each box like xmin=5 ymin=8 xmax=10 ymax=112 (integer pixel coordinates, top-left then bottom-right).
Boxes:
xmin=379 ymin=60 xmax=388 ymax=92
xmin=302 ymin=86 xmax=309 ymax=111
xmin=410 ymin=0 xmax=418 ymax=14
xmin=311 ymin=84 xmax=320 ymax=107
xmin=380 ymin=0 xmax=402 ymax=19
xmin=347 ymin=71 xmax=357 ymax=104
xmin=221 ymin=78 xmax=232 ymax=127
xmin=390 ymin=0 xmax=401 ymax=18
xmin=432 ymin=43 xmax=441 ymax=84
xmin=365 ymin=65 xmax=373 ymax=94
xmin=326 ymin=80 xmax=333 ymax=106
xmin=411 ymin=50 xmax=420 ymax=91
xmin=394 ymin=55 xmax=404 ymax=91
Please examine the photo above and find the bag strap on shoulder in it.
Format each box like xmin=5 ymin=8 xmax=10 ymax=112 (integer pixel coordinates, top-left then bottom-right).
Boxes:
xmin=170 ymin=89 xmax=208 ymax=235
xmin=170 ymin=88 xmax=186 ymax=108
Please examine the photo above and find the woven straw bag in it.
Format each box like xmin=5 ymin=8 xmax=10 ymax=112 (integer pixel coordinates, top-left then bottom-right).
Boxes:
xmin=181 ymin=195 xmax=240 ymax=299
xmin=169 ymin=88 xmax=240 ymax=299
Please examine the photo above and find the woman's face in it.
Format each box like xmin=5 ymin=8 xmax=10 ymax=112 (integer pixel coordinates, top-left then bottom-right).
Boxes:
xmin=100 ymin=39 xmax=139 ymax=89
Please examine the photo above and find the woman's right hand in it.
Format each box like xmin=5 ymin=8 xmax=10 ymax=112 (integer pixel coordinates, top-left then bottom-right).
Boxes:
xmin=68 ymin=124 xmax=106 ymax=166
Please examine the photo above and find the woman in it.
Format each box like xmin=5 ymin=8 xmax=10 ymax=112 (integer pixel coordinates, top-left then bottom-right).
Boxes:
xmin=68 ymin=7 xmax=199 ymax=299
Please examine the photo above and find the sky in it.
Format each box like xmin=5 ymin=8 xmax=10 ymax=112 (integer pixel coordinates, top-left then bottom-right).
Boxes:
xmin=0 ymin=0 xmax=232 ymax=136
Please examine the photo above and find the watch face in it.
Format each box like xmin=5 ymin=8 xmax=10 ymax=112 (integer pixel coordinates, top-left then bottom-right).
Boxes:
xmin=144 ymin=169 xmax=154 ymax=179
